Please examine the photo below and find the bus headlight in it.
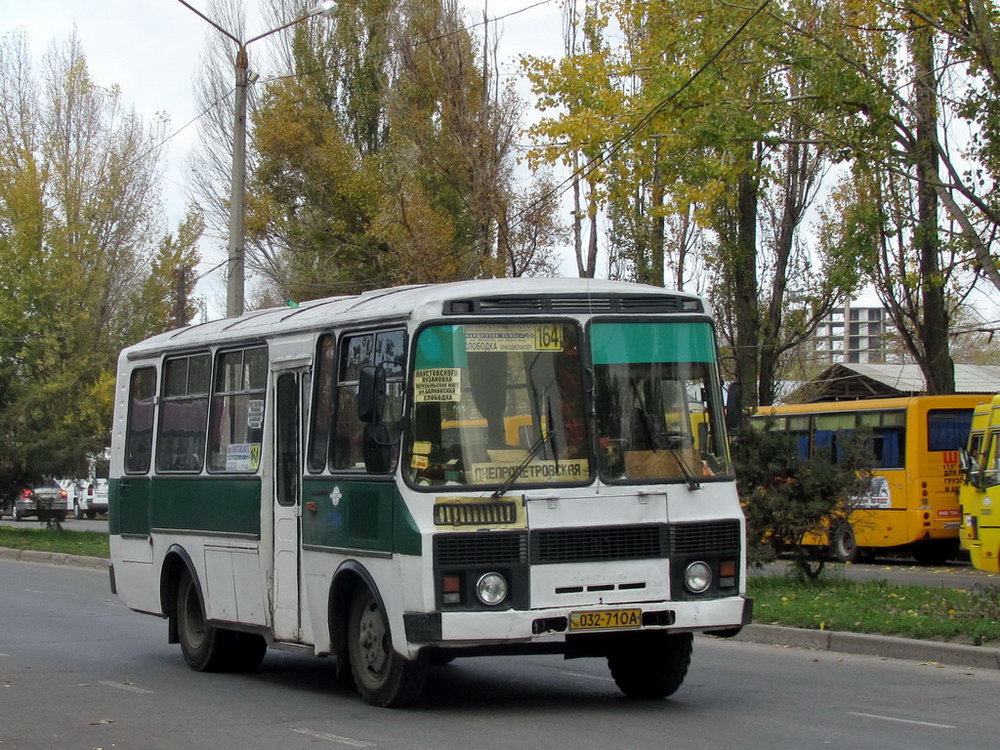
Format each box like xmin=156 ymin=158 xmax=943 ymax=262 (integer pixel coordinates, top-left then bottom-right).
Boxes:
xmin=475 ymin=572 xmax=508 ymax=606
xmin=684 ymin=561 xmax=712 ymax=594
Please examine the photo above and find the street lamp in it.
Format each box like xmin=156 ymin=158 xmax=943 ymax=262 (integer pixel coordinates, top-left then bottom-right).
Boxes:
xmin=176 ymin=0 xmax=338 ymax=317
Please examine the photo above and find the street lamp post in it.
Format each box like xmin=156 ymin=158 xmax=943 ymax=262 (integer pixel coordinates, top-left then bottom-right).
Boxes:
xmin=176 ymin=0 xmax=337 ymax=318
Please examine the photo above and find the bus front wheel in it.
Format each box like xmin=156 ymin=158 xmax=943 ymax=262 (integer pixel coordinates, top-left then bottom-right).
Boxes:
xmin=347 ymin=587 xmax=428 ymax=707
xmin=176 ymin=569 xmax=266 ymax=673
xmin=607 ymin=632 xmax=692 ymax=699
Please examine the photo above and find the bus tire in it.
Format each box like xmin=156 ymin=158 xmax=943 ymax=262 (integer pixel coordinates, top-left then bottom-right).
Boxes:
xmin=831 ymin=523 xmax=860 ymax=563
xmin=347 ymin=587 xmax=428 ymax=707
xmin=176 ymin=568 xmax=264 ymax=673
xmin=85 ymin=509 xmax=97 ymax=520
xmin=607 ymin=632 xmax=692 ymax=699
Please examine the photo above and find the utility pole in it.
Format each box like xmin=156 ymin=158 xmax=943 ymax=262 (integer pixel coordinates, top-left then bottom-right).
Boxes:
xmin=174 ymin=265 xmax=189 ymax=328
xmin=175 ymin=0 xmax=339 ymax=318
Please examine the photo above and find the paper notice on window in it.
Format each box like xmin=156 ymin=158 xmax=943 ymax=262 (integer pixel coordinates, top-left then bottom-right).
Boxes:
xmin=247 ymin=399 xmax=265 ymax=429
xmin=226 ymin=443 xmax=261 ymax=472
xmin=414 ymin=368 xmax=461 ymax=403
xmin=465 ymin=324 xmax=563 ymax=353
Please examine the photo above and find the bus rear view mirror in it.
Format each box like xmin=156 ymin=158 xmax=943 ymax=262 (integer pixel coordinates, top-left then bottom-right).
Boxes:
xmin=358 ymin=365 xmax=386 ymax=423
xmin=724 ymin=382 xmax=742 ymax=431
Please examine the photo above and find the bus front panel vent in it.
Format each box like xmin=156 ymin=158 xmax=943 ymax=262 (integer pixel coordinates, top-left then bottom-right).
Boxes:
xmin=669 ymin=521 xmax=741 ymax=556
xmin=434 ymin=532 xmax=528 ymax=566
xmin=530 ymin=524 xmax=668 ymax=564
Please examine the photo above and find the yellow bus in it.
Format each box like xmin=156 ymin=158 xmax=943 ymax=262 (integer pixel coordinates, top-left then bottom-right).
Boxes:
xmin=959 ymin=394 xmax=1000 ymax=572
xmin=753 ymin=396 xmax=984 ymax=564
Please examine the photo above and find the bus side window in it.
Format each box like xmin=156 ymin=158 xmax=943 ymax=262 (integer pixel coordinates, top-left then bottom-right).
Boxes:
xmin=125 ymin=367 xmax=157 ymax=474
xmin=206 ymin=346 xmax=267 ymax=473
xmin=156 ymin=353 xmax=211 ymax=473
xmin=307 ymin=334 xmax=336 ymax=473
xmin=331 ymin=330 xmax=405 ymax=472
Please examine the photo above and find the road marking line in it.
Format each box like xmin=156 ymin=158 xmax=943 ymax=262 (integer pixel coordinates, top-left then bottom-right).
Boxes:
xmin=291 ymin=729 xmax=376 ymax=747
xmin=847 ymin=712 xmax=955 ymax=729
xmin=559 ymin=669 xmax=613 ymax=682
xmin=99 ymin=680 xmax=155 ymax=695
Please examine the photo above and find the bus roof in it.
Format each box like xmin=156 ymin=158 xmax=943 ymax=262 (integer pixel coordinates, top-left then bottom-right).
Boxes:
xmin=756 ymin=394 xmax=990 ymax=416
xmin=122 ymin=278 xmax=709 ymax=359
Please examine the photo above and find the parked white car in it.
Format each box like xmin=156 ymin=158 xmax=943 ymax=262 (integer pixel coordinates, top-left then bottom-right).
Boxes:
xmin=56 ymin=479 xmax=85 ymax=518
xmin=80 ymin=478 xmax=109 ymax=519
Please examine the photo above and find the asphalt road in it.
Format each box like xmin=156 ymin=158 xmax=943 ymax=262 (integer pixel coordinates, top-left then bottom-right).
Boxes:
xmin=2 ymin=559 xmax=999 ymax=750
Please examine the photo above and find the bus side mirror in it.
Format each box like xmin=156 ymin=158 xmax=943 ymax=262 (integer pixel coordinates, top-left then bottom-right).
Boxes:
xmin=363 ymin=424 xmax=394 ymax=474
xmin=725 ymin=382 xmax=742 ymax=432
xmin=358 ymin=365 xmax=386 ymax=424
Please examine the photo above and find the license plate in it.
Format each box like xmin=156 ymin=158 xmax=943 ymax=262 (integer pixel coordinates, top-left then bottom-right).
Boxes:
xmin=568 ymin=608 xmax=641 ymax=631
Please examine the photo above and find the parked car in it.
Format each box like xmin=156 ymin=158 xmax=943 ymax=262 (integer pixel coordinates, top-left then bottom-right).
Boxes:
xmin=81 ymin=478 xmax=109 ymax=519
xmin=13 ymin=479 xmax=69 ymax=522
xmin=56 ymin=479 xmax=85 ymax=519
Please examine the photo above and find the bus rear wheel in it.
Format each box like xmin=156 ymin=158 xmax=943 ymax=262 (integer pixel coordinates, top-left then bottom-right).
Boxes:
xmin=347 ymin=587 xmax=428 ymax=707
xmin=607 ymin=632 xmax=692 ymax=699
xmin=830 ymin=522 xmax=861 ymax=563
xmin=176 ymin=569 xmax=266 ymax=673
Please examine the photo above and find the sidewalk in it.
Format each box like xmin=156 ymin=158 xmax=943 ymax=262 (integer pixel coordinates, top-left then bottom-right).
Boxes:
xmin=4 ymin=545 xmax=999 ymax=670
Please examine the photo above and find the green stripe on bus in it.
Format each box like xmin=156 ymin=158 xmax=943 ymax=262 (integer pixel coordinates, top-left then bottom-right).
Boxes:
xmin=301 ymin=478 xmax=421 ymax=555
xmin=109 ymin=476 xmax=261 ymax=537
xmin=590 ymin=321 xmax=716 ymax=364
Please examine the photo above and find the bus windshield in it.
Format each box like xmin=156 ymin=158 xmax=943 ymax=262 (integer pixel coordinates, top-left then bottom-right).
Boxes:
xmin=407 ymin=322 xmax=589 ymax=489
xmin=591 ymin=321 xmax=731 ymax=482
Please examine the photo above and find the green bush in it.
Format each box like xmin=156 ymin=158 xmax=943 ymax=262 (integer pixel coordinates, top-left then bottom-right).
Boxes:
xmin=732 ymin=420 xmax=873 ymax=579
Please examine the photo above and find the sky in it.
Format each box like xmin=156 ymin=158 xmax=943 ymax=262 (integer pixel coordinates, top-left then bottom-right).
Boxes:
xmin=3 ymin=0 xmax=569 ymax=318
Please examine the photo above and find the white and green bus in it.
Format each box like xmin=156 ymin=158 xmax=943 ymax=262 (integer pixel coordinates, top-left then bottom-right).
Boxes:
xmin=108 ymin=278 xmax=750 ymax=706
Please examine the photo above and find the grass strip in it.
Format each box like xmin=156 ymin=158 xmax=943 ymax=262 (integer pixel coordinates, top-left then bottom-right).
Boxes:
xmin=749 ymin=573 xmax=1000 ymax=646
xmin=0 ymin=526 xmax=109 ymax=559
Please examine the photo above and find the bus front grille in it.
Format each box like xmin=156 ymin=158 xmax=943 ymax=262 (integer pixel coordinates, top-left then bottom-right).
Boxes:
xmin=434 ymin=532 xmax=528 ymax=566
xmin=670 ymin=521 xmax=741 ymax=556
xmin=530 ymin=525 xmax=669 ymax=564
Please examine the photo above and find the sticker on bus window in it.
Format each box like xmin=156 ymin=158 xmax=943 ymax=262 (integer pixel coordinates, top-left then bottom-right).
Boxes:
xmin=412 ymin=441 xmax=433 ymax=456
xmin=464 ymin=324 xmax=563 ymax=353
xmin=852 ymin=475 xmax=891 ymax=509
xmin=411 ymin=454 xmax=430 ymax=470
xmin=414 ymin=368 xmax=461 ymax=403
xmin=226 ymin=443 xmax=261 ymax=472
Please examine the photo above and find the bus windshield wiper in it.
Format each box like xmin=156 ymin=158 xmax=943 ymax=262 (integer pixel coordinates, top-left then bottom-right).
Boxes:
xmin=630 ymin=377 xmax=700 ymax=491
xmin=492 ymin=430 xmax=553 ymax=499
xmin=671 ymin=449 xmax=701 ymax=492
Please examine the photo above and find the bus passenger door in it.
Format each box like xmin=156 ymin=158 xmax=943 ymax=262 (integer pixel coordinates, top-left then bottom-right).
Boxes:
xmin=273 ymin=372 xmax=302 ymax=641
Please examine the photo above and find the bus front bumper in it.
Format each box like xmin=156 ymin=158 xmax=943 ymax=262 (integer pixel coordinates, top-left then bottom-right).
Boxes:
xmin=404 ymin=595 xmax=752 ymax=647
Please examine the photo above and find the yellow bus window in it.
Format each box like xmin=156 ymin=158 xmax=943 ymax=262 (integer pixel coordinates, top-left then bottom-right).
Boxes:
xmin=788 ymin=416 xmax=810 ymax=431
xmin=815 ymin=414 xmax=855 ymax=430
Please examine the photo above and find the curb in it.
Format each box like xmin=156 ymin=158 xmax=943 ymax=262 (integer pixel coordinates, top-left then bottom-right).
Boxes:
xmin=734 ymin=623 xmax=1000 ymax=670
xmin=0 ymin=546 xmax=107 ymax=572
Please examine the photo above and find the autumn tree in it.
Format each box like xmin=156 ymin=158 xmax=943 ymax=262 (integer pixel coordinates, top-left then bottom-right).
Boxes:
xmin=187 ymin=0 xmax=558 ymax=304
xmin=0 ymin=31 xmax=188 ymax=494
xmin=778 ymin=0 xmax=1000 ymax=392
xmin=524 ymin=0 xmax=860 ymax=409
